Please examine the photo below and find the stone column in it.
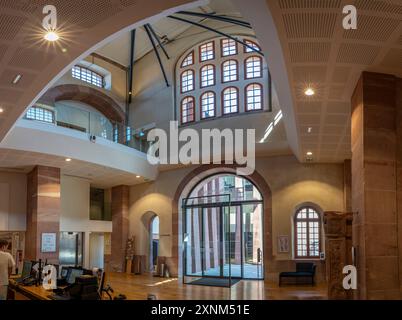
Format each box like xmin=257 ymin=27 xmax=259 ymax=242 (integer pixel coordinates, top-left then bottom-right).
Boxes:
xmin=343 ymin=160 xmax=352 ymax=212
xmin=25 ymin=166 xmax=60 ymax=264
xmin=110 ymin=185 xmax=129 ymax=272
xmin=351 ymin=71 xmax=401 ymax=299
xmin=324 ymin=211 xmax=353 ymax=299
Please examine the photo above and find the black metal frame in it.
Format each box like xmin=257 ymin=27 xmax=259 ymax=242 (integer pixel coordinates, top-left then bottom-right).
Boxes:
xmin=168 ymin=15 xmax=264 ymax=56
xmin=144 ymin=24 xmax=170 ymax=87
xmin=177 ymin=11 xmax=252 ymax=28
xmin=146 ymin=24 xmax=170 ymax=60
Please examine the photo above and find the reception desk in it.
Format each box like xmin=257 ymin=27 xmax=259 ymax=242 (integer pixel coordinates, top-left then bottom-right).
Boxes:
xmin=8 ymin=279 xmax=51 ymax=300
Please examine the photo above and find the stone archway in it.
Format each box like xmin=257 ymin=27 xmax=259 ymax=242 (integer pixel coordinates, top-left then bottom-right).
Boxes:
xmin=38 ymin=84 xmax=125 ymax=123
xmin=168 ymin=164 xmax=272 ymax=278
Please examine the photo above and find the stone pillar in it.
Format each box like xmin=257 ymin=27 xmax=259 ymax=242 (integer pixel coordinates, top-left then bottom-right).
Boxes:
xmin=351 ymin=72 xmax=401 ymax=299
xmin=110 ymin=185 xmax=129 ymax=272
xmin=343 ymin=160 xmax=352 ymax=212
xmin=324 ymin=211 xmax=353 ymax=299
xmin=25 ymin=166 xmax=60 ymax=264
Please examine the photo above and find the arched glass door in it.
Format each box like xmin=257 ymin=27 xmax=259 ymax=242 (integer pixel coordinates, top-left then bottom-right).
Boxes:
xmin=182 ymin=174 xmax=264 ymax=286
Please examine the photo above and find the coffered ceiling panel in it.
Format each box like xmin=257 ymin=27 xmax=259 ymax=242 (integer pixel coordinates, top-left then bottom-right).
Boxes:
xmin=283 ymin=13 xmax=337 ymax=38
xmin=278 ymin=0 xmax=342 ymax=10
xmin=289 ymin=42 xmax=331 ymax=62
xmin=336 ymin=43 xmax=381 ymax=64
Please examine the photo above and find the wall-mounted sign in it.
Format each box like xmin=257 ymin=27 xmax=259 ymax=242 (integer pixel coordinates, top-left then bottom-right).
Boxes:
xmin=277 ymin=235 xmax=289 ymax=253
xmin=41 ymin=233 xmax=57 ymax=253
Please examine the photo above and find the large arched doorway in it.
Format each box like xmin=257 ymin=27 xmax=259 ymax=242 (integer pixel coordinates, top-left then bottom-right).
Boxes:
xmin=182 ymin=173 xmax=264 ymax=286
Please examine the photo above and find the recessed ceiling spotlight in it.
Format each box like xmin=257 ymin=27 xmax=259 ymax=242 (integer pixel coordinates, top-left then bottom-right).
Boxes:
xmin=44 ymin=30 xmax=59 ymax=42
xmin=12 ymin=74 xmax=22 ymax=84
xmin=304 ymin=88 xmax=315 ymax=96
xmin=136 ymin=175 xmax=141 ymax=178
xmin=61 ymin=48 xmax=67 ymax=53
xmin=306 ymin=151 xmax=313 ymax=157
xmin=0 ymin=107 xmax=4 ymax=113
xmin=65 ymin=158 xmax=72 ymax=162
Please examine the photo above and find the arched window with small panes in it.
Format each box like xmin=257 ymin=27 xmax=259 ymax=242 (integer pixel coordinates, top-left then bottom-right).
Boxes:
xmin=200 ymin=91 xmax=215 ymax=119
xmin=294 ymin=206 xmax=321 ymax=259
xmin=245 ymin=83 xmax=263 ymax=111
xmin=222 ymin=60 xmax=238 ymax=83
xmin=222 ymin=87 xmax=239 ymax=115
xmin=181 ymin=96 xmax=195 ymax=124
xmin=181 ymin=69 xmax=194 ymax=93
xmin=200 ymin=64 xmax=215 ymax=88
xmin=176 ymin=36 xmax=271 ymax=124
xmin=245 ymin=56 xmax=262 ymax=79
xmin=181 ymin=51 xmax=194 ymax=67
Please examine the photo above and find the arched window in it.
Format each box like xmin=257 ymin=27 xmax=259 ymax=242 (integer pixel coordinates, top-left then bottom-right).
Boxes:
xmin=222 ymin=60 xmax=238 ymax=83
xmin=181 ymin=70 xmax=194 ymax=93
xmin=222 ymin=87 xmax=238 ymax=115
xmin=244 ymin=39 xmax=261 ymax=53
xmin=200 ymin=91 xmax=215 ymax=119
xmin=294 ymin=207 xmax=321 ymax=259
xmin=200 ymin=64 xmax=215 ymax=88
xmin=176 ymin=36 xmax=271 ymax=124
xmin=245 ymin=56 xmax=262 ymax=79
xmin=181 ymin=51 xmax=194 ymax=67
xmin=245 ymin=83 xmax=263 ymax=111
xmin=221 ymin=38 xmax=237 ymax=56
xmin=26 ymin=105 xmax=55 ymax=123
xmin=199 ymin=41 xmax=215 ymax=62
xmin=72 ymin=65 xmax=104 ymax=88
xmin=181 ymin=97 xmax=195 ymax=124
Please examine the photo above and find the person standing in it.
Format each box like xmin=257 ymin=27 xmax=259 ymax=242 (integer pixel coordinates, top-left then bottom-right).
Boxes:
xmin=0 ymin=239 xmax=15 ymax=300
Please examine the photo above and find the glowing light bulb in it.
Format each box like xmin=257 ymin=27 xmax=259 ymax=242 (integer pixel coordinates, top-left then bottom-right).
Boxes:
xmin=44 ymin=31 xmax=59 ymax=42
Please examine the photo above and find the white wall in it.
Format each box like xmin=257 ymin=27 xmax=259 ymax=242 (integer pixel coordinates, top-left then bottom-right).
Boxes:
xmin=0 ymin=172 xmax=26 ymax=231
xmin=60 ymin=175 xmax=112 ymax=268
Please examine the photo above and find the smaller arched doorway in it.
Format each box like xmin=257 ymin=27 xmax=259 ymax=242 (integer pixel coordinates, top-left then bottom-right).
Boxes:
xmin=182 ymin=173 xmax=264 ymax=285
xmin=150 ymin=216 xmax=159 ymax=272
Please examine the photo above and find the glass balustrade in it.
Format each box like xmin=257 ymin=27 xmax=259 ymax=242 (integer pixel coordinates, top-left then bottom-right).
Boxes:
xmin=23 ymin=103 xmax=151 ymax=154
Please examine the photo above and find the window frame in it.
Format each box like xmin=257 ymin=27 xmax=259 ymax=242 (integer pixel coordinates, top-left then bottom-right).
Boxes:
xmin=199 ymin=41 xmax=215 ymax=63
xmin=180 ymin=69 xmax=195 ymax=94
xmin=294 ymin=206 xmax=322 ymax=259
xmin=26 ymin=105 xmax=55 ymax=124
xmin=72 ymin=65 xmax=104 ymax=88
xmin=181 ymin=50 xmax=195 ymax=68
xmin=200 ymin=91 xmax=216 ymax=120
xmin=244 ymin=55 xmax=263 ymax=80
xmin=180 ymin=96 xmax=196 ymax=125
xmin=221 ymin=59 xmax=239 ymax=83
xmin=245 ymin=83 xmax=263 ymax=111
xmin=199 ymin=64 xmax=216 ymax=88
xmin=243 ymin=39 xmax=261 ymax=53
xmin=221 ymin=38 xmax=238 ymax=57
xmin=221 ymin=86 xmax=239 ymax=115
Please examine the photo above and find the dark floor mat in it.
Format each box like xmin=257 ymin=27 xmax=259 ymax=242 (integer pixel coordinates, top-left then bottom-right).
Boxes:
xmin=188 ymin=278 xmax=240 ymax=287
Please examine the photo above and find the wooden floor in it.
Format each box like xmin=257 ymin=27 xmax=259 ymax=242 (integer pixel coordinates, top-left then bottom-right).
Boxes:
xmin=107 ymin=273 xmax=327 ymax=300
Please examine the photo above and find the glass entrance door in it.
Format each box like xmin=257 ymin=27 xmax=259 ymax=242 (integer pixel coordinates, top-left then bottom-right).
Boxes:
xmin=223 ymin=206 xmax=242 ymax=278
xmin=183 ymin=198 xmax=264 ymax=285
xmin=242 ymin=203 xmax=263 ymax=279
